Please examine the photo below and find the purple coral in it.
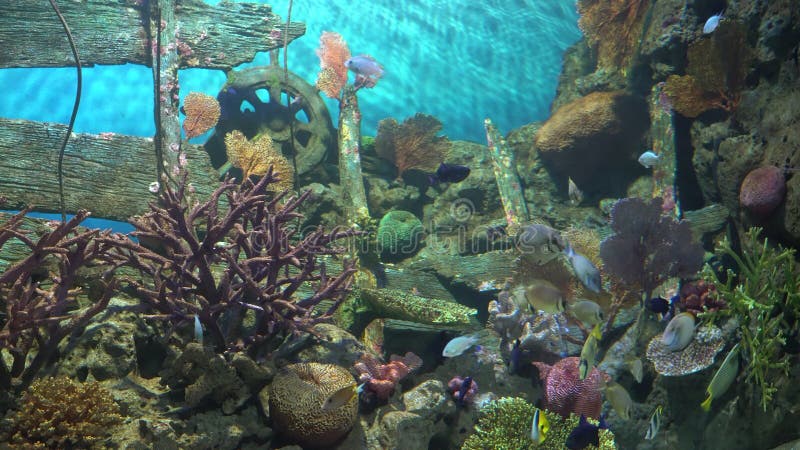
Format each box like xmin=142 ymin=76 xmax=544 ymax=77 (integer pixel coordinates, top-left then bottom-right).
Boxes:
xmin=739 ymin=166 xmax=786 ymax=218
xmin=448 ymin=376 xmax=478 ymax=406
xmin=599 ymin=197 xmax=704 ymax=300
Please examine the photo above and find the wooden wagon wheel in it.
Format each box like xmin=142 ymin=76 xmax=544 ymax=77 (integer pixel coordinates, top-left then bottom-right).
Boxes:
xmin=205 ymin=65 xmax=335 ymax=176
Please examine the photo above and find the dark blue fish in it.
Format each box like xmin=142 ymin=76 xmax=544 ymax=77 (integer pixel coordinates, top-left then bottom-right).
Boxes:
xmin=566 ymin=414 xmax=608 ymax=449
xmin=216 ymin=86 xmax=240 ymax=121
xmin=429 ymin=163 xmax=470 ymax=184
xmin=661 ymin=294 xmax=680 ymax=322
xmin=457 ymin=377 xmax=473 ymax=405
xmin=509 ymin=339 xmax=522 ymax=374
xmin=645 ymin=297 xmax=670 ymax=315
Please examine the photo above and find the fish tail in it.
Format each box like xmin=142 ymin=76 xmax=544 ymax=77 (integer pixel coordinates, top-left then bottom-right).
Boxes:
xmin=700 ymin=394 xmax=712 ymax=412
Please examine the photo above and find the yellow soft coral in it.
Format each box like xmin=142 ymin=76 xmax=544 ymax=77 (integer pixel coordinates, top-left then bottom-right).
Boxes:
xmin=224 ymin=130 xmax=294 ymax=191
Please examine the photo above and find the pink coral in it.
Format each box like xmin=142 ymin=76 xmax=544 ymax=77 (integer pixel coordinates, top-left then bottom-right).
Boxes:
xmin=448 ymin=376 xmax=478 ymax=405
xmin=532 ymin=357 xmax=609 ymax=419
xmin=739 ymin=166 xmax=786 ymax=217
xmin=679 ymin=279 xmax=726 ymax=315
xmin=354 ymin=352 xmax=422 ymax=400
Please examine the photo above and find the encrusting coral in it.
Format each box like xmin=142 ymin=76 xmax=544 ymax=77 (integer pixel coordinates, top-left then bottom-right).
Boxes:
xmin=461 ymin=396 xmax=616 ymax=450
xmin=268 ymin=362 xmax=358 ymax=448
xmin=2 ymin=376 xmax=123 ymax=449
xmin=375 ymin=113 xmax=451 ymax=179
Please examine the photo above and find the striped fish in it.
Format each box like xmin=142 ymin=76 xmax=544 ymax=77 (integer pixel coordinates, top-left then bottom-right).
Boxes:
xmin=644 ymin=405 xmax=663 ymax=440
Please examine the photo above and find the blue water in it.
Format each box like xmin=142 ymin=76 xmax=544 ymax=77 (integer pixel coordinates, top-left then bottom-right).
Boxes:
xmin=0 ymin=0 xmax=580 ymax=143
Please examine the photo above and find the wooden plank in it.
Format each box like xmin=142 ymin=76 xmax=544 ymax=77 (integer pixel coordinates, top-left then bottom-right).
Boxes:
xmin=0 ymin=0 xmax=304 ymax=70
xmin=0 ymin=118 xmax=218 ymax=221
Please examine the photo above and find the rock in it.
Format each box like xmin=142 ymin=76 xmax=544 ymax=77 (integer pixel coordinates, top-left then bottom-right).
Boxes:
xmin=294 ymin=323 xmax=366 ymax=368
xmin=534 ymin=91 xmax=649 ymax=196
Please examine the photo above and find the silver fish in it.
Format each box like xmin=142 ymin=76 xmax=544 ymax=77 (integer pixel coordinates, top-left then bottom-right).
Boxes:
xmin=565 ymin=246 xmax=602 ymax=293
xmin=703 ymin=11 xmax=724 ymax=34
xmin=194 ymin=314 xmax=203 ymax=345
xmin=661 ymin=312 xmax=695 ymax=352
xmin=568 ymin=177 xmax=584 ymax=205
xmin=701 ymin=343 xmax=740 ymax=411
xmin=569 ymin=300 xmax=604 ymax=326
xmin=638 ymin=150 xmax=661 ymax=168
xmin=645 ymin=405 xmax=663 ymax=440
xmin=442 ymin=332 xmax=481 ymax=357
xmin=516 ymin=223 xmax=567 ymax=253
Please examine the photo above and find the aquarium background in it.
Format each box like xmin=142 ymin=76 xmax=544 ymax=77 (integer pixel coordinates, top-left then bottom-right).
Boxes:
xmin=0 ymin=0 xmax=580 ymax=144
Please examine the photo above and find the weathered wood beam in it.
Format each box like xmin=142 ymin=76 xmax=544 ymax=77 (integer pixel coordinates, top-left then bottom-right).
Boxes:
xmin=0 ymin=0 xmax=304 ymax=70
xmin=0 ymin=118 xmax=218 ymax=222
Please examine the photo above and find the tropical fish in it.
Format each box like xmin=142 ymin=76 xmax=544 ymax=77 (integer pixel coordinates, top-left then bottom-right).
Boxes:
xmin=194 ymin=314 xmax=203 ymax=345
xmin=626 ymin=356 xmax=644 ymax=384
xmin=568 ymin=177 xmax=584 ymax=206
xmin=579 ymin=323 xmax=602 ymax=380
xmin=565 ymin=246 xmax=602 ymax=293
xmin=638 ymin=150 xmax=661 ymax=168
xmin=442 ymin=331 xmax=481 ymax=357
xmin=703 ymin=11 xmax=724 ymax=34
xmin=345 ymin=54 xmax=384 ymax=79
xmin=429 ymin=163 xmax=470 ymax=184
xmin=322 ymin=384 xmax=357 ymax=411
xmin=569 ymin=300 xmax=604 ymax=326
xmin=566 ymin=414 xmax=608 ymax=449
xmin=508 ymin=339 xmax=522 ymax=375
xmin=601 ymin=380 xmax=633 ymax=420
xmin=701 ymin=343 xmax=740 ymax=411
xmin=645 ymin=296 xmax=670 ymax=315
xmin=455 ymin=376 xmax=474 ymax=405
xmin=516 ymin=223 xmax=567 ymax=253
xmin=644 ymin=405 xmax=663 ymax=440
xmin=511 ymin=280 xmax=567 ymax=314
xmin=661 ymin=312 xmax=695 ymax=352
xmin=530 ymin=407 xmax=550 ymax=445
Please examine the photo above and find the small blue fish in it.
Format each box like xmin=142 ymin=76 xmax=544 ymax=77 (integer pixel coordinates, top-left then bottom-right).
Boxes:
xmin=703 ymin=11 xmax=724 ymax=34
xmin=645 ymin=297 xmax=670 ymax=315
xmin=456 ymin=376 xmax=474 ymax=405
xmin=216 ymin=86 xmax=240 ymax=120
xmin=194 ymin=314 xmax=203 ymax=345
xmin=429 ymin=163 xmax=470 ymax=184
xmin=508 ymin=339 xmax=522 ymax=374
xmin=566 ymin=414 xmax=609 ymax=449
xmin=638 ymin=150 xmax=661 ymax=168
xmin=565 ymin=246 xmax=602 ymax=293
xmin=345 ymin=55 xmax=384 ymax=80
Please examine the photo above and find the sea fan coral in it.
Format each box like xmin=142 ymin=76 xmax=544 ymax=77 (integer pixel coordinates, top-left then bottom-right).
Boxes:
xmin=183 ymin=92 xmax=221 ymax=139
xmin=375 ymin=113 xmax=451 ymax=179
xmin=224 ymin=129 xmax=293 ymax=189
xmin=577 ymin=0 xmax=651 ymax=70
xmin=315 ymin=31 xmax=351 ymax=99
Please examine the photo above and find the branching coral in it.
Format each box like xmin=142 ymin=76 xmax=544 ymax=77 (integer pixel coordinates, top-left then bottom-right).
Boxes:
xmin=702 ymin=227 xmax=800 ymax=411
xmin=0 ymin=211 xmax=117 ymax=391
xmin=224 ymin=129 xmax=294 ymax=190
xmin=375 ymin=113 xmax=451 ymax=179
xmin=106 ymin=171 xmax=358 ymax=353
xmin=663 ymin=21 xmax=753 ymax=117
xmin=577 ymin=0 xmax=651 ymax=71
xmin=462 ymin=397 xmax=615 ymax=450
xmin=2 ymin=376 xmax=123 ymax=448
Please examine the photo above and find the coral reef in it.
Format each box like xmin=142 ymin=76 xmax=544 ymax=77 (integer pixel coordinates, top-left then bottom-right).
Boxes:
xmin=2 ymin=376 xmax=123 ymax=449
xmin=646 ymin=324 xmax=724 ymax=376
xmin=315 ymin=31 xmax=351 ymax=99
xmin=224 ymin=130 xmax=294 ymax=190
xmin=359 ymin=288 xmax=478 ymax=327
xmin=447 ymin=376 xmax=478 ymax=405
xmin=375 ymin=113 xmax=451 ymax=179
xmin=376 ymin=210 xmax=423 ymax=260
xmin=268 ymin=362 xmax=358 ymax=448
xmin=678 ymin=280 xmax=726 ymax=316
xmin=0 ymin=210 xmax=117 ymax=391
xmin=461 ymin=397 xmax=615 ymax=450
xmin=107 ymin=171 xmax=357 ymax=352
xmin=532 ymin=357 xmax=610 ymax=419
xmin=354 ymin=351 xmax=422 ymax=400
xmin=182 ymin=92 xmax=221 ymax=139
xmin=577 ymin=0 xmax=651 ymax=71
xmin=739 ymin=165 xmax=786 ymax=218
xmin=702 ymin=227 xmax=800 ymax=410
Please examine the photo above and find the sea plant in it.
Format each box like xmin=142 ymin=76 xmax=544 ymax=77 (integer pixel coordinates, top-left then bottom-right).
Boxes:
xmin=107 ymin=170 xmax=358 ymax=353
xmin=702 ymin=227 xmax=800 ymax=411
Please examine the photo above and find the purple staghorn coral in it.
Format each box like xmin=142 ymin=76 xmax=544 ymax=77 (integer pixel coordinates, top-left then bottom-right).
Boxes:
xmin=106 ymin=170 xmax=359 ymax=353
xmin=0 ymin=209 xmax=117 ymax=391
xmin=599 ymin=197 xmax=704 ymax=300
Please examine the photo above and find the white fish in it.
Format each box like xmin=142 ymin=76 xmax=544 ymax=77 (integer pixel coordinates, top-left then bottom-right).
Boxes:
xmin=565 ymin=246 xmax=602 ymax=293
xmin=194 ymin=314 xmax=203 ymax=345
xmin=661 ymin=312 xmax=696 ymax=352
xmin=568 ymin=177 xmax=583 ymax=205
xmin=703 ymin=11 xmax=724 ymax=34
xmin=442 ymin=332 xmax=481 ymax=357
xmin=322 ymin=384 xmax=357 ymax=411
xmin=701 ymin=343 xmax=740 ymax=411
xmin=645 ymin=405 xmax=663 ymax=440
xmin=638 ymin=150 xmax=661 ymax=168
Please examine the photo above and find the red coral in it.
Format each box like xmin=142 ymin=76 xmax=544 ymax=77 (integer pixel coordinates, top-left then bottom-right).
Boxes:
xmin=739 ymin=166 xmax=786 ymax=218
xmin=679 ymin=280 xmax=726 ymax=315
xmin=448 ymin=376 xmax=479 ymax=405
xmin=354 ymin=352 xmax=422 ymax=400
xmin=532 ymin=357 xmax=609 ymax=419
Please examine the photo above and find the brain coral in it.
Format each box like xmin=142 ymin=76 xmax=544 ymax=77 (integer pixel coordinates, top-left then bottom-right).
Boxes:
xmin=739 ymin=166 xmax=786 ymax=217
xmin=268 ymin=362 xmax=358 ymax=448
xmin=377 ymin=210 xmax=424 ymax=260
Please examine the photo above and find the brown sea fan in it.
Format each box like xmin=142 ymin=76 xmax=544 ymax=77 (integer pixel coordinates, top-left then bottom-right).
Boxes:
xmin=183 ymin=92 xmax=221 ymax=139
xmin=224 ymin=130 xmax=293 ymax=190
xmin=375 ymin=113 xmax=451 ymax=179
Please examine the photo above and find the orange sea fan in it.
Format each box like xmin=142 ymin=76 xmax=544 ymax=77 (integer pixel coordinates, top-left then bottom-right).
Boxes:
xmin=182 ymin=92 xmax=221 ymax=139
xmin=224 ymin=130 xmax=293 ymax=190
xmin=315 ymin=31 xmax=351 ymax=99
xmin=374 ymin=113 xmax=451 ymax=179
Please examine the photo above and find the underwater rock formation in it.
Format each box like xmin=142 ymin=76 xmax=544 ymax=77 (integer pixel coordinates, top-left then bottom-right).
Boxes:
xmin=268 ymin=362 xmax=358 ymax=448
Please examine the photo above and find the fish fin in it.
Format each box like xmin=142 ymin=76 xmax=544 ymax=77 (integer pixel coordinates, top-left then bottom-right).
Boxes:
xmin=700 ymin=394 xmax=712 ymax=412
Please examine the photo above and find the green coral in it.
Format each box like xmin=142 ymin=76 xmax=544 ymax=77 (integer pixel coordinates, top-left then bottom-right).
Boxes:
xmin=376 ymin=210 xmax=423 ymax=260
xmin=703 ymin=227 xmax=800 ymax=410
xmin=462 ymin=397 xmax=615 ymax=450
